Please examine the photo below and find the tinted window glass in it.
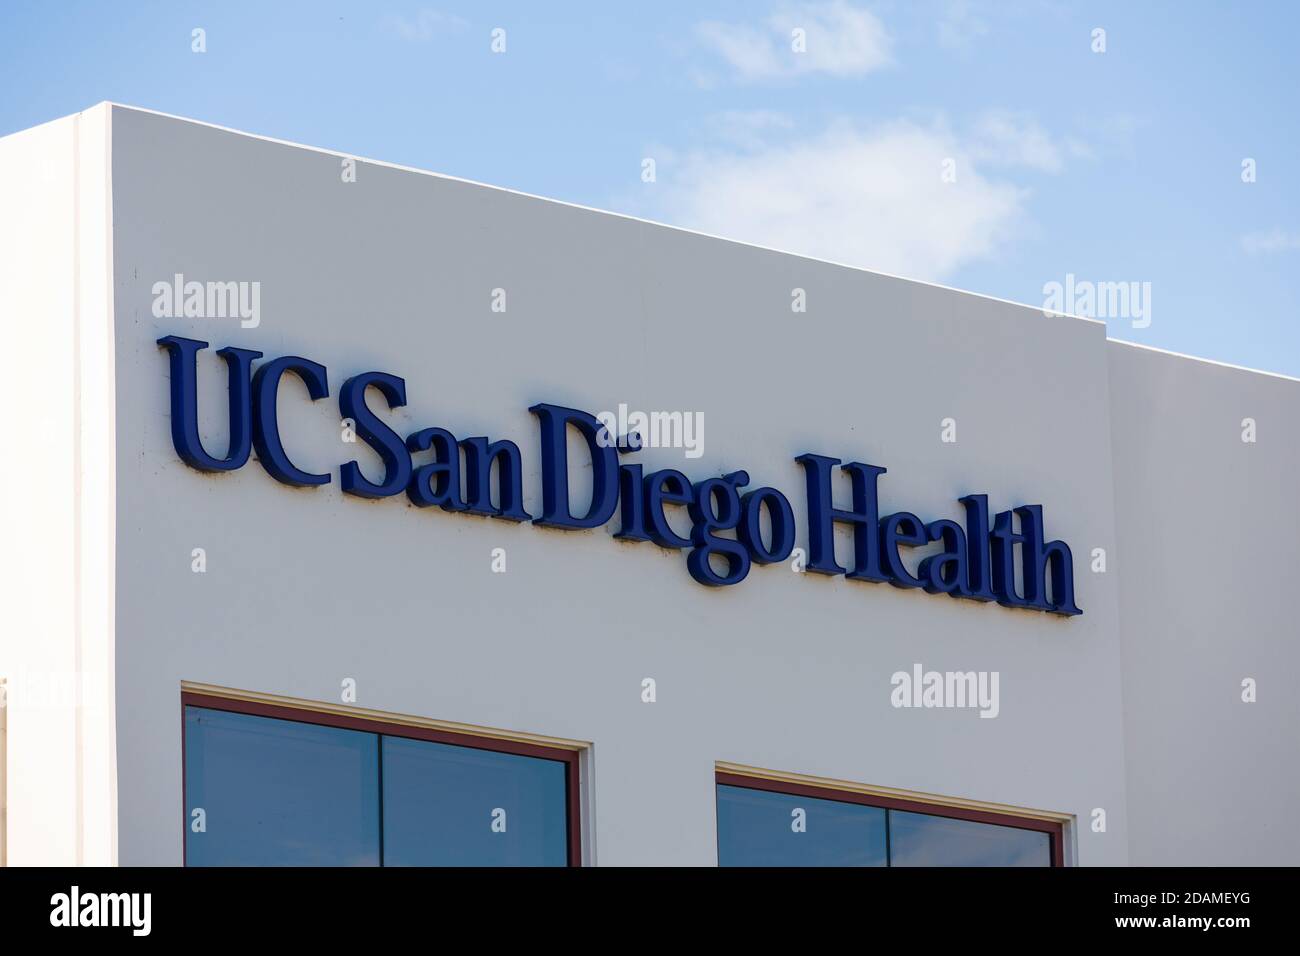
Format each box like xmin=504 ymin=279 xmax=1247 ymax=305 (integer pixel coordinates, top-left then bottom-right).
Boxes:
xmin=888 ymin=809 xmax=1051 ymax=866
xmin=381 ymin=736 xmax=568 ymax=866
xmin=716 ymin=784 xmax=887 ymax=866
xmin=184 ymin=706 xmax=380 ymax=866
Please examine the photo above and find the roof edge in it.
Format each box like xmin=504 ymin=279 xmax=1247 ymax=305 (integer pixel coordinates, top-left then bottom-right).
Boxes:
xmin=1106 ymin=337 xmax=1300 ymax=385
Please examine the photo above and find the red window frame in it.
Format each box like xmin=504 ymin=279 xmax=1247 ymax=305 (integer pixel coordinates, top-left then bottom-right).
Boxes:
xmin=716 ymin=771 xmax=1065 ymax=867
xmin=182 ymin=690 xmax=582 ymax=866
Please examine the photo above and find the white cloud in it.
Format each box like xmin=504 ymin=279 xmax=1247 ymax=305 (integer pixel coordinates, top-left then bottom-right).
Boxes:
xmin=1241 ymin=228 xmax=1300 ymax=255
xmin=709 ymin=110 xmax=797 ymax=149
xmin=938 ymin=0 xmax=989 ymax=51
xmin=695 ymin=1 xmax=893 ymax=82
xmin=970 ymin=112 xmax=1063 ymax=172
xmin=653 ymin=119 xmax=1033 ymax=281
xmin=380 ymin=9 xmax=468 ymax=42
xmin=1062 ymin=113 xmax=1145 ymax=162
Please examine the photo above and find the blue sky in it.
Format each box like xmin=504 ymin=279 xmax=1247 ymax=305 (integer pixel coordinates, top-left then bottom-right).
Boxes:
xmin=3 ymin=1 xmax=1297 ymax=376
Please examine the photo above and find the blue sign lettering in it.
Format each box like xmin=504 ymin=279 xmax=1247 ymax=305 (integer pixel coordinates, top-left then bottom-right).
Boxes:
xmin=157 ymin=335 xmax=1082 ymax=616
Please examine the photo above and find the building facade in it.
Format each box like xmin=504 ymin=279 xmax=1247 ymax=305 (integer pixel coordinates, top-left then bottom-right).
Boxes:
xmin=1 ymin=103 xmax=1297 ymax=866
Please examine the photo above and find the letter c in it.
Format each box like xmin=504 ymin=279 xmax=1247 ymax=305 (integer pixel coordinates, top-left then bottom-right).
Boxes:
xmin=251 ymin=355 xmax=331 ymax=486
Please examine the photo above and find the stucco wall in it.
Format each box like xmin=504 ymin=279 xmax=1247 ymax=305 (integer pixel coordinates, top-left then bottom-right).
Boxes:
xmin=0 ymin=105 xmax=116 ymax=866
xmin=108 ymin=105 xmax=1134 ymax=865
xmin=1108 ymin=341 xmax=1300 ymax=865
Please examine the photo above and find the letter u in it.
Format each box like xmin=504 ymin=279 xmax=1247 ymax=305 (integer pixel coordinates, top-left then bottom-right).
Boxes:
xmin=157 ymin=335 xmax=261 ymax=471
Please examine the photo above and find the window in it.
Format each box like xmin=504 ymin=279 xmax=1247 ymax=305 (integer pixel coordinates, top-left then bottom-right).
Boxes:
xmin=716 ymin=771 xmax=1063 ymax=867
xmin=717 ymin=784 xmax=887 ymax=866
xmin=184 ymin=707 xmax=380 ymax=866
xmin=182 ymin=692 xmax=579 ymax=866
xmin=381 ymin=736 xmax=568 ymax=866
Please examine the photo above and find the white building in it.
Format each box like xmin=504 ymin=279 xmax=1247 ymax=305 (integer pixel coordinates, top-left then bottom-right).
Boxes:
xmin=1 ymin=103 xmax=1296 ymax=867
